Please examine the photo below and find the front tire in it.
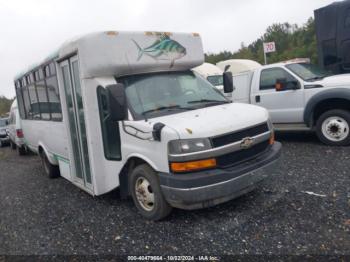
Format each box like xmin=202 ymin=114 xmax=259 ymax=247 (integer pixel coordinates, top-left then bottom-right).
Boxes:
xmin=40 ymin=151 xmax=60 ymax=178
xmin=130 ymin=164 xmax=172 ymax=221
xmin=316 ymin=109 xmax=350 ymax=146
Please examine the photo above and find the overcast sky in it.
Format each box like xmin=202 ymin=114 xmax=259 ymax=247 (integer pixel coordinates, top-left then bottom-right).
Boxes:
xmin=0 ymin=0 xmax=336 ymax=98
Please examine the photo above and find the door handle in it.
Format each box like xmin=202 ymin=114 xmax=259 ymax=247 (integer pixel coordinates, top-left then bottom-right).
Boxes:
xmin=255 ymin=95 xmax=261 ymax=103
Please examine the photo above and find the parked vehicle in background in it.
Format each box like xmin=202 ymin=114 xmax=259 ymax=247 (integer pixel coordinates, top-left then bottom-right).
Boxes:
xmin=0 ymin=117 xmax=10 ymax=147
xmin=14 ymin=31 xmax=281 ymax=220
xmin=218 ymin=58 xmax=350 ymax=146
xmin=217 ymin=59 xmax=262 ymax=74
xmin=314 ymin=0 xmax=350 ymax=74
xmin=192 ymin=63 xmax=228 ymax=96
xmin=8 ymin=99 xmax=26 ymax=155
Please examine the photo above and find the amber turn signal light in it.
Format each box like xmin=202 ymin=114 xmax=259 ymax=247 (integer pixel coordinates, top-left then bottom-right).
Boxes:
xmin=170 ymin=158 xmax=217 ymax=173
xmin=269 ymin=132 xmax=275 ymax=145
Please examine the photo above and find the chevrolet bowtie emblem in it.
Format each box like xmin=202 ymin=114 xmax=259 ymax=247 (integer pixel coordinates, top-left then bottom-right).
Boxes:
xmin=240 ymin=137 xmax=254 ymax=149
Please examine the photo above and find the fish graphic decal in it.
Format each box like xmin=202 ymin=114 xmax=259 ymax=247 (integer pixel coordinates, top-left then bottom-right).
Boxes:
xmin=132 ymin=33 xmax=187 ymax=68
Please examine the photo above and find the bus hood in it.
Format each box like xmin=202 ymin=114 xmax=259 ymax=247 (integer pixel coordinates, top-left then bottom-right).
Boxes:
xmin=151 ymin=103 xmax=269 ymax=139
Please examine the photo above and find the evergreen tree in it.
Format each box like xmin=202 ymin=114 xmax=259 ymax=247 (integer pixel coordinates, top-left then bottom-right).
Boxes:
xmin=205 ymin=17 xmax=318 ymax=65
xmin=0 ymin=96 xmax=14 ymax=117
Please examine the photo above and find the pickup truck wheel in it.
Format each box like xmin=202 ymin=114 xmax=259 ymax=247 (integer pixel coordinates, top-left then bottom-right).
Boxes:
xmin=10 ymin=141 xmax=16 ymax=150
xmin=130 ymin=164 xmax=172 ymax=221
xmin=40 ymin=152 xmax=60 ymax=178
xmin=316 ymin=109 xmax=350 ymax=146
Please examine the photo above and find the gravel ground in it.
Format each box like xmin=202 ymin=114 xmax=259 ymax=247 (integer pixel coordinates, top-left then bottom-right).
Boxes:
xmin=0 ymin=132 xmax=349 ymax=256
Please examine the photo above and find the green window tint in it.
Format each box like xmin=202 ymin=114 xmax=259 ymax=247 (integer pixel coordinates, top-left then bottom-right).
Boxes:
xmin=62 ymin=65 xmax=83 ymax=180
xmin=46 ymin=75 xmax=63 ymax=121
xmin=15 ymin=85 xmax=26 ymax=119
xmin=97 ymin=86 xmax=122 ymax=161
xmin=71 ymin=61 xmax=92 ymax=184
xmin=35 ymin=80 xmax=50 ymax=120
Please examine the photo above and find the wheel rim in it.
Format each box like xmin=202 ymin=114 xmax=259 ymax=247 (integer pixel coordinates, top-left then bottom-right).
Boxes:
xmin=135 ymin=176 xmax=155 ymax=211
xmin=321 ymin=116 xmax=349 ymax=142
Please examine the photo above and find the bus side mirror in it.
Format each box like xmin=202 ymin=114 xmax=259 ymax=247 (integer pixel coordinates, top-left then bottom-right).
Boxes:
xmin=106 ymin=83 xmax=127 ymax=121
xmin=223 ymin=71 xmax=234 ymax=93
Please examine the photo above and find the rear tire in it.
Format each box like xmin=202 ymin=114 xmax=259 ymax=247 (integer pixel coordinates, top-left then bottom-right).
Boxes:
xmin=17 ymin=146 xmax=26 ymax=156
xmin=40 ymin=151 xmax=60 ymax=178
xmin=10 ymin=141 xmax=16 ymax=150
xmin=316 ymin=109 xmax=350 ymax=146
xmin=130 ymin=164 xmax=172 ymax=221
xmin=0 ymin=140 xmax=3 ymax=148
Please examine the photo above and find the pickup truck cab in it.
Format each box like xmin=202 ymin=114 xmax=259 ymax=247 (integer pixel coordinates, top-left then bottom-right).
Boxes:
xmin=218 ymin=59 xmax=350 ymax=146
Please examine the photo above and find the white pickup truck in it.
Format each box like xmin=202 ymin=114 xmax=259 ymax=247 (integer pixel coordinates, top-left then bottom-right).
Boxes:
xmin=218 ymin=59 xmax=350 ymax=146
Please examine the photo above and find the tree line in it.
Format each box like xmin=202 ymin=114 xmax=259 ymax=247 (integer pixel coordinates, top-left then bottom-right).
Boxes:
xmin=0 ymin=96 xmax=13 ymax=117
xmin=205 ymin=17 xmax=317 ymax=65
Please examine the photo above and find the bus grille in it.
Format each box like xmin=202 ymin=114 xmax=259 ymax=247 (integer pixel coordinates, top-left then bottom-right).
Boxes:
xmin=211 ymin=122 xmax=269 ymax=148
xmin=216 ymin=141 xmax=270 ymax=168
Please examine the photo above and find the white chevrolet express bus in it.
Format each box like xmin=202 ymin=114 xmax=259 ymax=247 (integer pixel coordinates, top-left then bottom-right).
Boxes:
xmin=14 ymin=31 xmax=281 ymax=220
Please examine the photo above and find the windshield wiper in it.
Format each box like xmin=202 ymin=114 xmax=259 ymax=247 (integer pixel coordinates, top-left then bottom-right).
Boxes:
xmin=142 ymin=105 xmax=194 ymax=116
xmin=187 ymin=99 xmax=230 ymax=105
xmin=306 ymin=76 xmax=326 ymax=81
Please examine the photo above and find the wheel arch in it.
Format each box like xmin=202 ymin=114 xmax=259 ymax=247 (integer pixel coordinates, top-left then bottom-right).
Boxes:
xmin=118 ymin=154 xmax=159 ymax=199
xmin=304 ymin=88 xmax=350 ymax=127
xmin=38 ymin=143 xmax=58 ymax=165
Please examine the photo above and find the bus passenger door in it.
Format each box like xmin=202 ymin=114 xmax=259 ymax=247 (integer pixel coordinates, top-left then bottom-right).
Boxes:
xmin=59 ymin=56 xmax=92 ymax=191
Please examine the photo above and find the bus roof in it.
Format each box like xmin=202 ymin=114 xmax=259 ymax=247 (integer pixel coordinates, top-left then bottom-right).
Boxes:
xmin=15 ymin=31 xmax=204 ymax=81
xmin=192 ymin=63 xmax=223 ymax=78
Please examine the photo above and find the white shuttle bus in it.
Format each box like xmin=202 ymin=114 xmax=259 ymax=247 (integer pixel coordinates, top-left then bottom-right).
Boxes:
xmin=14 ymin=31 xmax=281 ymax=220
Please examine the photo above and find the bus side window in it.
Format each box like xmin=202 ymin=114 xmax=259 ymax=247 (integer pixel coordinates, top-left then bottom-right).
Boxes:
xmin=15 ymin=82 xmax=26 ymax=119
xmin=22 ymin=79 xmax=32 ymax=119
xmin=97 ymin=86 xmax=122 ymax=161
xmin=46 ymin=75 xmax=63 ymax=121
xmin=36 ymin=79 xmax=50 ymax=120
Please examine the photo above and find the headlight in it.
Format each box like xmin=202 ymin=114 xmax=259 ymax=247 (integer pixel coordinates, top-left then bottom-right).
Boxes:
xmin=168 ymin=138 xmax=212 ymax=154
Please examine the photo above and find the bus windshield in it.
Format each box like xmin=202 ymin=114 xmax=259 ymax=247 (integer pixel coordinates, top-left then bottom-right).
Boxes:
xmin=207 ymin=75 xmax=223 ymax=87
xmin=286 ymin=63 xmax=333 ymax=81
xmin=118 ymin=71 xmax=229 ymax=119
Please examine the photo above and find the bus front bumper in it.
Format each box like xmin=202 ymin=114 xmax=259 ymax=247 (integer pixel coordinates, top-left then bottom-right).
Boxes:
xmin=159 ymin=142 xmax=282 ymax=210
